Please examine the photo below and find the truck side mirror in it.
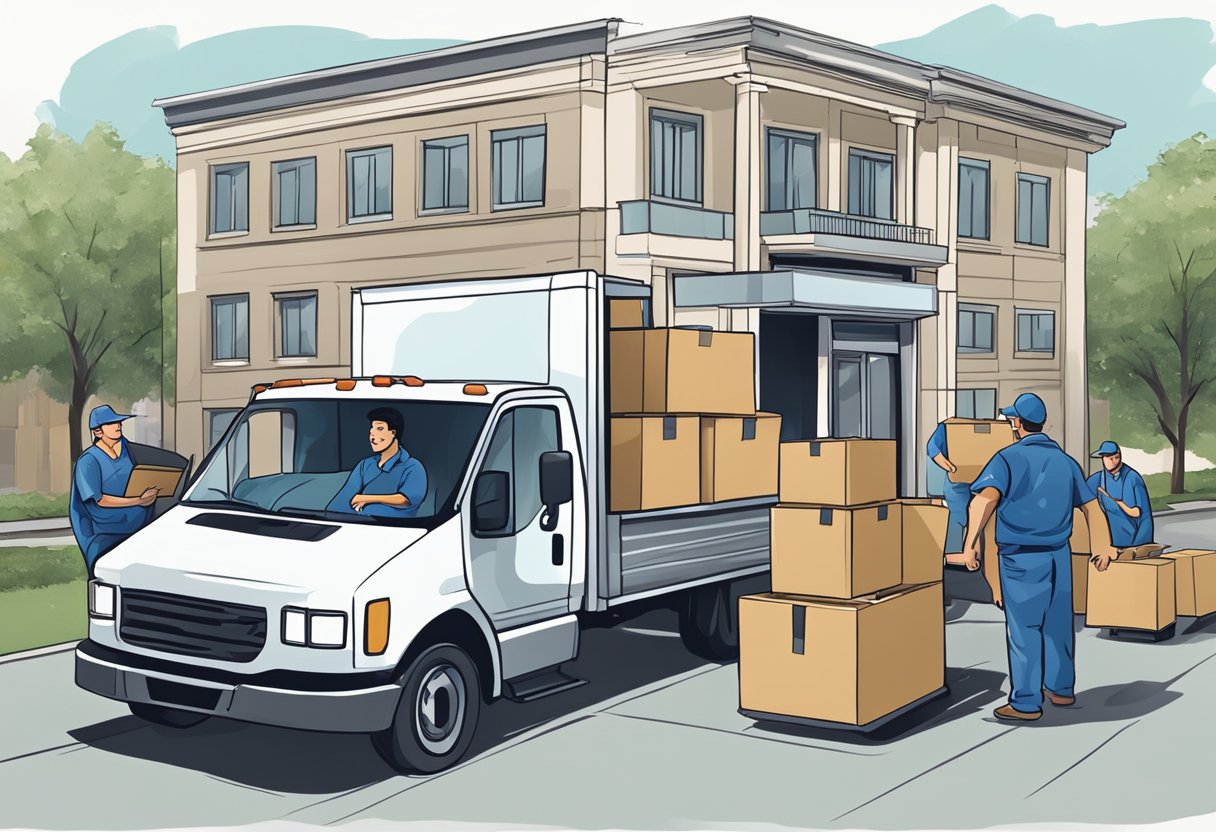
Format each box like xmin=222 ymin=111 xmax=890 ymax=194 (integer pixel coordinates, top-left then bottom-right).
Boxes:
xmin=539 ymin=451 xmax=573 ymax=532
xmin=472 ymin=471 xmax=511 ymax=534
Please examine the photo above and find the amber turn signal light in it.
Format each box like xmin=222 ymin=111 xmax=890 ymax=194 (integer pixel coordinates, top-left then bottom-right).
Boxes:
xmin=364 ymin=599 xmax=390 ymax=656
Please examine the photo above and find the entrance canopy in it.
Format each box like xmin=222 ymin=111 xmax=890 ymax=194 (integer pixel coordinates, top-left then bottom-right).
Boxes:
xmin=672 ymin=269 xmax=937 ymax=320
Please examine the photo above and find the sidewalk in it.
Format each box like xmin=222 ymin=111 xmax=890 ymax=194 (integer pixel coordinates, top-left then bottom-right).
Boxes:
xmin=0 ymin=517 xmax=73 ymax=539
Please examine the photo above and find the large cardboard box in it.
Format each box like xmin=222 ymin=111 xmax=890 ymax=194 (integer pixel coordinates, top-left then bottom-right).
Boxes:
xmin=1072 ymin=553 xmax=1091 ymax=614
xmin=739 ymin=583 xmax=945 ymax=727
xmin=1159 ymin=550 xmax=1216 ymax=618
xmin=770 ymin=502 xmax=902 ymax=598
xmin=700 ymin=413 xmax=782 ymax=503
xmin=943 ymin=418 xmax=1016 ymax=483
xmin=901 ymin=499 xmax=948 ymax=586
xmin=1086 ymin=558 xmax=1176 ymax=631
xmin=609 ymin=299 xmax=645 ymax=329
xmin=779 ymin=439 xmax=897 ymax=507
xmin=609 ymin=328 xmax=755 ymax=416
xmin=610 ymin=416 xmax=699 ymax=512
xmin=1070 ymin=508 xmax=1090 ymax=554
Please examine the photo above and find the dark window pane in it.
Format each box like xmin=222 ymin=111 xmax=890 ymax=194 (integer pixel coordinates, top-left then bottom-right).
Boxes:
xmin=423 ymin=146 xmax=446 ymax=210
xmin=449 ymin=142 xmax=468 ymax=209
xmin=959 ymin=310 xmax=975 ymax=349
xmin=791 ymin=139 xmax=816 ymax=209
xmin=976 ymin=311 xmax=993 ymax=351
xmin=521 ymin=133 xmax=545 ymax=204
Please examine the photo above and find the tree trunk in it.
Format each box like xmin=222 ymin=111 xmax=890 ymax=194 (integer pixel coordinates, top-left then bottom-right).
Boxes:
xmin=1171 ymin=416 xmax=1188 ymax=494
xmin=69 ymin=379 xmax=89 ymax=482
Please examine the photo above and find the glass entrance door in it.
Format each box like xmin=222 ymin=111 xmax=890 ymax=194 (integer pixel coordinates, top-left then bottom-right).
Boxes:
xmin=832 ymin=351 xmax=898 ymax=440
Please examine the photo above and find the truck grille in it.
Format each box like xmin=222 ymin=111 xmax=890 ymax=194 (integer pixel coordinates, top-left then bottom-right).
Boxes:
xmin=119 ymin=589 xmax=267 ymax=663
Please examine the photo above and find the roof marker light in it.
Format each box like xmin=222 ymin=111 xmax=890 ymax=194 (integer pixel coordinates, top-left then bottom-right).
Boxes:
xmin=335 ymin=379 xmax=357 ymax=391
xmin=402 ymin=376 xmax=425 ymax=387
xmin=463 ymin=384 xmax=488 ymax=396
xmin=371 ymin=375 xmax=395 ymax=387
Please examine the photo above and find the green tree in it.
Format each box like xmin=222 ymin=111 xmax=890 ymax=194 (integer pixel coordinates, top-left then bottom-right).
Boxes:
xmin=1087 ymin=133 xmax=1216 ymax=493
xmin=0 ymin=124 xmax=176 ymax=473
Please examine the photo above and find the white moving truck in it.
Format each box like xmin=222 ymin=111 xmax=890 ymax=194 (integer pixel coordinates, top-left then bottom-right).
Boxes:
xmin=76 ymin=271 xmax=774 ymax=773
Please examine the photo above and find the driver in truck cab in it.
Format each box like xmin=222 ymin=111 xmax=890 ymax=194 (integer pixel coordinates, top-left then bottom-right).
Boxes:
xmin=326 ymin=407 xmax=428 ymax=518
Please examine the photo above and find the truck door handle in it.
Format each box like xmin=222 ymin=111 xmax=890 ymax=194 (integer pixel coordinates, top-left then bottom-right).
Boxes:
xmin=552 ymin=534 xmax=564 ymax=567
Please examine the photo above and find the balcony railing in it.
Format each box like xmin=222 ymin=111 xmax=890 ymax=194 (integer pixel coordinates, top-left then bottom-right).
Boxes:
xmin=760 ymin=208 xmax=935 ymax=246
xmin=619 ymin=200 xmax=734 ymax=241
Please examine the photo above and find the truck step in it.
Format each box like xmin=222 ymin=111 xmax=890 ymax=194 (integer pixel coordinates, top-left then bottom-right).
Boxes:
xmin=504 ymin=668 xmax=587 ymax=703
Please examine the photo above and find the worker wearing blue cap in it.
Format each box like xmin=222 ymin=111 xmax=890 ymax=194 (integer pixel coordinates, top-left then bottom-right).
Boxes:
xmin=960 ymin=393 xmax=1116 ymax=722
xmin=69 ymin=405 xmax=160 ymax=574
xmin=1086 ymin=441 xmax=1153 ymax=548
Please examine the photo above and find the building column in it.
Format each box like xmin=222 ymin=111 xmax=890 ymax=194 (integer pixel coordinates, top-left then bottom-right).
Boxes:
xmin=933 ymin=121 xmax=960 ymax=423
xmin=891 ymin=115 xmax=917 ymax=225
xmin=1064 ymin=148 xmax=1089 ymax=465
xmin=727 ymin=75 xmax=767 ymax=333
xmin=826 ymin=100 xmax=843 ymax=213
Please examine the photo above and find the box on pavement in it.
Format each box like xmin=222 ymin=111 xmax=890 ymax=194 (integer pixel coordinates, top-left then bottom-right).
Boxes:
xmin=700 ymin=413 xmax=782 ymax=503
xmin=739 ymin=583 xmax=945 ymax=727
xmin=770 ymin=502 xmax=902 ymax=599
xmin=779 ymin=439 xmax=896 ymax=507
xmin=1159 ymin=550 xmax=1216 ymax=618
xmin=609 ymin=299 xmax=645 ymax=329
xmin=1072 ymin=553 xmax=1091 ymax=614
xmin=900 ymin=498 xmax=948 ymax=585
xmin=610 ymin=416 xmax=699 ymax=512
xmin=943 ymin=418 xmax=1015 ymax=483
xmin=609 ymin=328 xmax=755 ymax=416
xmin=1085 ymin=558 xmax=1176 ymax=632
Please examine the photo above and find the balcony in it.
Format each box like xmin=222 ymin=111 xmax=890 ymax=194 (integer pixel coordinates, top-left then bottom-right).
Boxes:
xmin=619 ymin=200 xmax=734 ymax=241
xmin=760 ymin=208 xmax=947 ymax=269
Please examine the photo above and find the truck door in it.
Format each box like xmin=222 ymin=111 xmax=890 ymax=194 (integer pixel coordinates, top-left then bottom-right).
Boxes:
xmin=465 ymin=401 xmax=577 ymax=630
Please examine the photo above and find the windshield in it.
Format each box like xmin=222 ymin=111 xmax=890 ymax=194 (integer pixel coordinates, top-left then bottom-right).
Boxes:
xmin=185 ymin=398 xmax=491 ymax=526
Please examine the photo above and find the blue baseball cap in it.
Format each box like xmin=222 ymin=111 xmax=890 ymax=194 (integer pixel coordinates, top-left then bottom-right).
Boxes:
xmin=1000 ymin=393 xmax=1047 ymax=425
xmin=1091 ymin=440 xmax=1122 ymax=458
xmin=88 ymin=404 xmax=135 ymax=430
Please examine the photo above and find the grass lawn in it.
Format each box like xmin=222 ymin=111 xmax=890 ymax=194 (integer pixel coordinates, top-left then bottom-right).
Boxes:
xmin=1144 ymin=469 xmax=1216 ymax=511
xmin=0 ymin=491 xmax=69 ymax=522
xmin=0 ymin=545 xmax=88 ymax=656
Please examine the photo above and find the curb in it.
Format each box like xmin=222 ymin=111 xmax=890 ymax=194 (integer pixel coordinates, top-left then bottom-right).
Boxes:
xmin=0 ymin=517 xmax=73 ymax=540
xmin=1153 ymin=501 xmax=1216 ymax=517
xmin=0 ymin=640 xmax=79 ymax=665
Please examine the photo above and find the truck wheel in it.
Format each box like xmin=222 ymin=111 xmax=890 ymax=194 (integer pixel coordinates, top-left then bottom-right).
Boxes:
xmin=128 ymin=702 xmax=209 ymax=728
xmin=372 ymin=644 xmax=481 ymax=775
xmin=679 ymin=582 xmax=740 ymax=662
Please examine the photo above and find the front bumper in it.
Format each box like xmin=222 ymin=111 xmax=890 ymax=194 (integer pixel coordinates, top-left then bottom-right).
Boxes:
xmin=75 ymin=640 xmax=401 ymax=733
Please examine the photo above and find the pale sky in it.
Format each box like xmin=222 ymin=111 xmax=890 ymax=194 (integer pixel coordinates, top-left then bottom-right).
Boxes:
xmin=1 ymin=0 xmax=1215 ymax=159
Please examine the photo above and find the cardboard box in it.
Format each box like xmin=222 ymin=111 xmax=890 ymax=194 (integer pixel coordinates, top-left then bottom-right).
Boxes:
xmin=779 ymin=439 xmax=897 ymax=507
xmin=770 ymin=502 xmax=902 ymax=599
xmin=609 ymin=328 xmax=755 ymax=416
xmin=1116 ymin=543 xmax=1166 ymax=561
xmin=739 ymin=583 xmax=945 ymax=727
xmin=1085 ymin=558 xmax=1176 ymax=632
xmin=700 ymin=413 xmax=782 ymax=503
xmin=1070 ymin=508 xmax=1090 ymax=554
xmin=609 ymin=299 xmax=645 ymax=329
xmin=943 ymin=418 xmax=1016 ymax=483
xmin=610 ymin=416 xmax=700 ymax=512
xmin=901 ymin=499 xmax=948 ymax=586
xmin=1072 ymin=553 xmax=1091 ymax=614
xmin=1159 ymin=550 xmax=1216 ymax=618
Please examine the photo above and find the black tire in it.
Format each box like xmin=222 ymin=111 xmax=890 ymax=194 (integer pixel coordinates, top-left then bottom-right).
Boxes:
xmin=679 ymin=582 xmax=740 ymax=662
xmin=129 ymin=702 xmax=210 ymax=728
xmin=372 ymin=644 xmax=481 ymax=775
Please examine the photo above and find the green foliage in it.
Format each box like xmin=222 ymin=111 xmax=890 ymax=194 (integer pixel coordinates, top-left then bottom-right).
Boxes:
xmin=0 ymin=492 xmax=69 ymax=522
xmin=1145 ymin=469 xmax=1216 ymax=512
xmin=1087 ymin=133 xmax=1216 ymax=482
xmin=0 ymin=579 xmax=87 ymax=655
xmin=0 ymin=545 xmax=85 ymax=592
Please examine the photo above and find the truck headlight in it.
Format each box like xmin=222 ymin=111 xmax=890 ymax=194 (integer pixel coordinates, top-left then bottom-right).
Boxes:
xmin=88 ymin=581 xmax=116 ymax=619
xmin=281 ymin=607 xmax=347 ymax=649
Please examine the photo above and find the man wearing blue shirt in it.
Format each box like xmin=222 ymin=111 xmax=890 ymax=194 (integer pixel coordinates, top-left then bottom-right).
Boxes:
xmin=327 ymin=407 xmax=428 ymax=518
xmin=1087 ymin=441 xmax=1153 ymax=548
xmin=960 ymin=393 xmax=1116 ymax=722
xmin=69 ymin=405 xmax=161 ymax=575
xmin=926 ymin=421 xmax=973 ymax=554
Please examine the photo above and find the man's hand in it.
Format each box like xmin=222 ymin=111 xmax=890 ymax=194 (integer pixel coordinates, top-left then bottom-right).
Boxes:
xmin=137 ymin=487 xmax=160 ymax=507
xmin=1091 ymin=549 xmax=1118 ymax=572
xmin=960 ymin=542 xmax=981 ymax=572
xmin=943 ymin=458 xmax=958 ymax=475
xmin=350 ymin=493 xmax=378 ymax=512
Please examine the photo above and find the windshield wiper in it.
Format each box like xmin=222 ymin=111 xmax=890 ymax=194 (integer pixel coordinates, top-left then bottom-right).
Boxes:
xmin=275 ymin=507 xmax=377 ymax=524
xmin=182 ymin=496 xmax=269 ymax=514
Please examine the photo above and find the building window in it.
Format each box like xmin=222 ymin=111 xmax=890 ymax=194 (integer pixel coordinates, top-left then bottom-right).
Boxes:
xmin=958 ymin=303 xmax=996 ymax=354
xmin=650 ymin=109 xmax=702 ymax=204
xmin=347 ymin=146 xmax=392 ymax=221
xmin=492 ymin=125 xmax=546 ymax=210
xmin=1016 ymin=173 xmax=1050 ymax=246
xmin=957 ymin=389 xmax=997 ymax=420
xmin=211 ymin=294 xmax=249 ymax=362
xmin=422 ymin=136 xmax=469 ymax=213
xmin=958 ymin=158 xmax=990 ymax=239
xmin=767 ymin=129 xmax=817 ymax=212
xmin=847 ymin=149 xmax=894 ymax=220
xmin=207 ymin=409 xmax=240 ymax=452
xmin=277 ymin=293 xmax=317 ymax=358
xmin=273 ymin=158 xmax=316 ymax=228
xmin=1016 ymin=309 xmax=1055 ymax=354
xmin=210 ymin=163 xmax=249 ymax=235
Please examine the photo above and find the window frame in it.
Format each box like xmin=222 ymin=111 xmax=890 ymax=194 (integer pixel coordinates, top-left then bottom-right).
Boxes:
xmin=209 ymin=293 xmax=250 ymax=364
xmin=209 ymin=162 xmax=249 ymax=236
xmin=766 ymin=127 xmax=819 ymax=212
xmin=271 ymin=157 xmax=317 ymax=230
xmin=847 ymin=147 xmax=896 ymax=221
xmin=346 ymin=145 xmax=394 ymax=224
xmin=471 ymin=404 xmax=563 ymax=539
xmin=649 ymin=108 xmax=704 ymax=206
xmin=275 ymin=291 xmax=319 ymax=359
xmin=957 ymin=302 xmax=997 ymax=355
xmin=1015 ymin=172 xmax=1051 ymax=247
xmin=206 ymin=408 xmax=242 ymax=453
xmin=958 ymin=157 xmax=991 ymax=240
xmin=1015 ymin=307 xmax=1056 ymax=355
xmin=490 ymin=124 xmax=547 ymax=212
xmin=420 ymin=134 xmax=470 ymax=216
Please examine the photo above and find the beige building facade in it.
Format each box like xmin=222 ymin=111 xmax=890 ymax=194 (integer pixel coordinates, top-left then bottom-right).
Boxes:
xmin=155 ymin=18 xmax=1122 ymax=492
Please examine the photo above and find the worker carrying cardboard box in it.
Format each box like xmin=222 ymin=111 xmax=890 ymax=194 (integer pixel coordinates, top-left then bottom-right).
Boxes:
xmin=925 ymin=422 xmax=973 ymax=554
xmin=1087 ymin=440 xmax=1154 ymax=549
xmin=959 ymin=393 xmax=1117 ymax=723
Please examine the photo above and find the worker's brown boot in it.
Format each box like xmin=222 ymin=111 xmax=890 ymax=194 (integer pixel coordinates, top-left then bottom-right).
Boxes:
xmin=1043 ymin=689 xmax=1076 ymax=707
xmin=993 ymin=704 xmax=1041 ymax=721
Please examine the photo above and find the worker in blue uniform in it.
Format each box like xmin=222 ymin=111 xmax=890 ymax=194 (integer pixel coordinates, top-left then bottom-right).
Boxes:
xmin=926 ymin=421 xmax=973 ymax=555
xmin=960 ymin=393 xmax=1116 ymax=722
xmin=69 ymin=405 xmax=160 ymax=575
xmin=1087 ymin=440 xmax=1153 ymax=549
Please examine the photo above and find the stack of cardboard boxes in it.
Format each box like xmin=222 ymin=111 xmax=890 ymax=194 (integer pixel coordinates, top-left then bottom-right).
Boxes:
xmin=738 ymin=439 xmax=950 ymax=729
xmin=607 ymin=311 xmax=781 ymax=512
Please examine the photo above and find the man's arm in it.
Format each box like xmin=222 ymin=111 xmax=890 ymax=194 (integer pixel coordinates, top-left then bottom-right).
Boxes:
xmin=98 ymin=492 xmax=158 ymax=509
xmin=931 ymin=452 xmax=956 ymax=474
xmin=959 ymin=487 xmax=1001 ymax=570
xmin=1083 ymin=499 xmax=1119 ymax=570
xmin=326 ymin=467 xmax=365 ymax=513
